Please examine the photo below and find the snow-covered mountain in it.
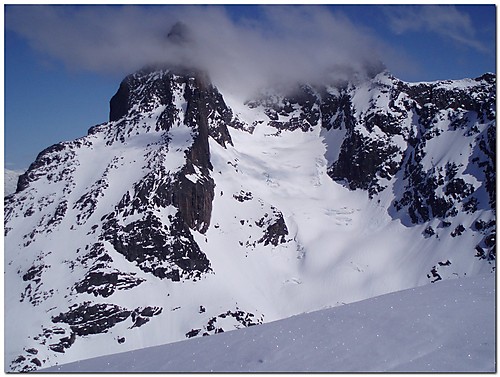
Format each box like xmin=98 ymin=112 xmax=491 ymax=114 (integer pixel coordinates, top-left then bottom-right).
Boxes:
xmin=4 ymin=64 xmax=495 ymax=372
xmin=42 ymin=273 xmax=495 ymax=373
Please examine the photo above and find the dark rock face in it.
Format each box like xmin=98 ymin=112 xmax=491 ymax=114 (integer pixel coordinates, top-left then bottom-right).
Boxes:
xmin=102 ymin=212 xmax=211 ymax=281
xmin=246 ymin=84 xmax=320 ymax=133
xmin=109 ymin=81 xmax=130 ymax=122
xmin=473 ymin=219 xmax=496 ymax=262
xmin=317 ymin=73 xmax=496 ymax=222
xmin=74 ymin=270 xmax=145 ymax=298
xmin=427 ymin=265 xmax=442 ymax=283
xmin=319 ymin=80 xmax=406 ymax=196
xmin=92 ymin=68 xmax=244 ymax=280
xmin=394 ymin=77 xmax=494 ymax=225
xmin=328 ymin=129 xmax=401 ymax=196
xmin=108 ymin=67 xmax=235 ymax=148
xmin=320 ymin=91 xmax=353 ymax=131
xmin=104 ymin=68 xmax=236 ymax=234
xmin=52 ymin=302 xmax=162 ymax=336
xmin=175 ymin=164 xmax=215 ymax=234
xmin=394 ymin=162 xmax=455 ymax=224
xmin=52 ymin=302 xmax=131 ymax=336
xmin=14 ymin=135 xmax=95 ymax=196
xmin=233 ymin=190 xmax=253 ymax=202
xmin=320 ymin=85 xmax=402 ymax=196
xmin=69 ymin=242 xmax=146 ymax=297
xmin=477 ymin=123 xmax=496 ymax=208
xmin=391 ymin=117 xmax=495 ymax=227
xmin=185 ymin=308 xmax=264 ymax=339
xmin=20 ymin=262 xmax=54 ymax=306
xmin=130 ymin=306 xmax=163 ymax=328
xmin=256 ymin=209 xmax=289 ymax=247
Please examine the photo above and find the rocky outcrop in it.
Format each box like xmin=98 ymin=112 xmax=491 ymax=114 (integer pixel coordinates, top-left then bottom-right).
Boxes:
xmin=256 ymin=209 xmax=289 ymax=247
xmin=389 ymin=75 xmax=496 ymax=225
xmin=185 ymin=308 xmax=264 ymax=339
xmin=317 ymin=72 xmax=496 ymax=212
xmin=102 ymin=212 xmax=211 ymax=281
xmin=246 ymin=84 xmax=320 ymax=133
xmin=105 ymin=68 xmax=236 ymax=235
xmin=74 ymin=270 xmax=145 ymax=298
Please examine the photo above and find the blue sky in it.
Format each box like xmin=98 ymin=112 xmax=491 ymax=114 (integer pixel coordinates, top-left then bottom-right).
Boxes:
xmin=4 ymin=4 xmax=496 ymax=171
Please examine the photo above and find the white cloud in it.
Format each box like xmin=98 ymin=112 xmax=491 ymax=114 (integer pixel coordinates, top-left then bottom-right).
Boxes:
xmin=384 ymin=5 xmax=487 ymax=53
xmin=6 ymin=5 xmax=398 ymax=98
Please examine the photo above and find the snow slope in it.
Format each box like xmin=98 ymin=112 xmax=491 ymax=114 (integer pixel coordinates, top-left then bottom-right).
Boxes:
xmin=43 ymin=273 xmax=495 ymax=373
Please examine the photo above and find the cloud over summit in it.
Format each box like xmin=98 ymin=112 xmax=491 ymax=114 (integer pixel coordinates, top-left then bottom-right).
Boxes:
xmin=7 ymin=5 xmax=390 ymax=97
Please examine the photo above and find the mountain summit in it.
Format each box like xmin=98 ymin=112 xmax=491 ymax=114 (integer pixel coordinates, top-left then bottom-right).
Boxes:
xmin=166 ymin=21 xmax=194 ymax=46
xmin=5 ymin=66 xmax=495 ymax=371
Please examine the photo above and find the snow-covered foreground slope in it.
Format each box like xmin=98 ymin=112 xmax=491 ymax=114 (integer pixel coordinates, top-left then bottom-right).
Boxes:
xmin=43 ymin=273 xmax=495 ymax=373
